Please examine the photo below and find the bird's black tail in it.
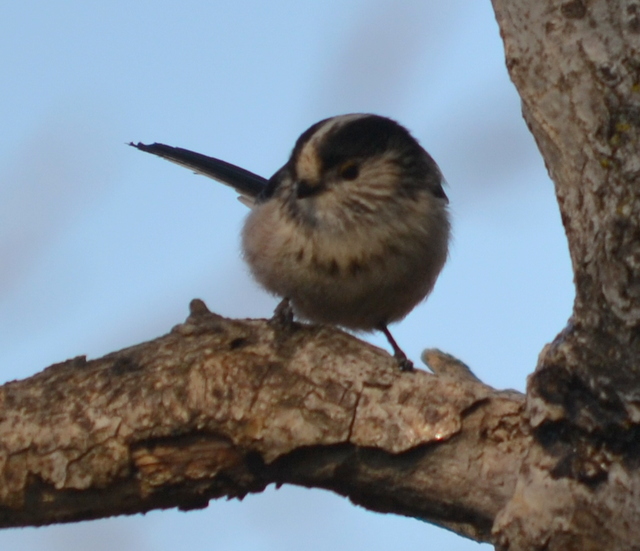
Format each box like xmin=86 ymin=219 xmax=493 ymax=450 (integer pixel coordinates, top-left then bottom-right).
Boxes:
xmin=130 ymin=142 xmax=267 ymax=199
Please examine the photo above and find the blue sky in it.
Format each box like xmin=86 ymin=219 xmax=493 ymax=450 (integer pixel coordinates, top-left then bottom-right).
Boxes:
xmin=0 ymin=1 xmax=573 ymax=550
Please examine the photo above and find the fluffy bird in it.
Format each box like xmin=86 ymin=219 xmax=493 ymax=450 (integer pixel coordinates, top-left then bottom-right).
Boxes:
xmin=131 ymin=114 xmax=450 ymax=370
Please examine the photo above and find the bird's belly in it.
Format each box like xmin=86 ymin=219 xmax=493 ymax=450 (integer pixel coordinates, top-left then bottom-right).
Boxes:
xmin=242 ymin=203 xmax=447 ymax=330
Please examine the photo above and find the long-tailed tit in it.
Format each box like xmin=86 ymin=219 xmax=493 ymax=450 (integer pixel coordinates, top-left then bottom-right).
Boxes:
xmin=131 ymin=114 xmax=450 ymax=370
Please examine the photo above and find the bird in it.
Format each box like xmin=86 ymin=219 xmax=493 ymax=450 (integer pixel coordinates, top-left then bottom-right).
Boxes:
xmin=131 ymin=114 xmax=450 ymax=371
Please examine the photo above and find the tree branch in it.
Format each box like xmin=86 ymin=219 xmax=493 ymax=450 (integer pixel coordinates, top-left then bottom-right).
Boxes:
xmin=0 ymin=299 xmax=526 ymax=543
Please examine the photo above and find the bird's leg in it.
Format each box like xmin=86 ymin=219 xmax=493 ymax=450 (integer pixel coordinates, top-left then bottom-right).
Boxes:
xmin=378 ymin=324 xmax=414 ymax=372
xmin=269 ymin=297 xmax=295 ymax=329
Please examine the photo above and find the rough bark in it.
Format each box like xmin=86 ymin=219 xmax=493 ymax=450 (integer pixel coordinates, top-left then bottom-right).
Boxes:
xmin=0 ymin=300 xmax=525 ymax=543
xmin=491 ymin=0 xmax=640 ymax=549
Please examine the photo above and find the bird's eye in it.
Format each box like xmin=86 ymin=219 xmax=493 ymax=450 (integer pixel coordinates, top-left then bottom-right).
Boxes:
xmin=339 ymin=162 xmax=359 ymax=181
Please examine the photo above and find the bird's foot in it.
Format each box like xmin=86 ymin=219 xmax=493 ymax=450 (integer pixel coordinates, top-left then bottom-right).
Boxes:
xmin=378 ymin=324 xmax=414 ymax=372
xmin=269 ymin=298 xmax=295 ymax=331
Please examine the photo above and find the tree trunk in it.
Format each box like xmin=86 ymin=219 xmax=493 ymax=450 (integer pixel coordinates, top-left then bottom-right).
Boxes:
xmin=491 ymin=0 xmax=640 ymax=548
